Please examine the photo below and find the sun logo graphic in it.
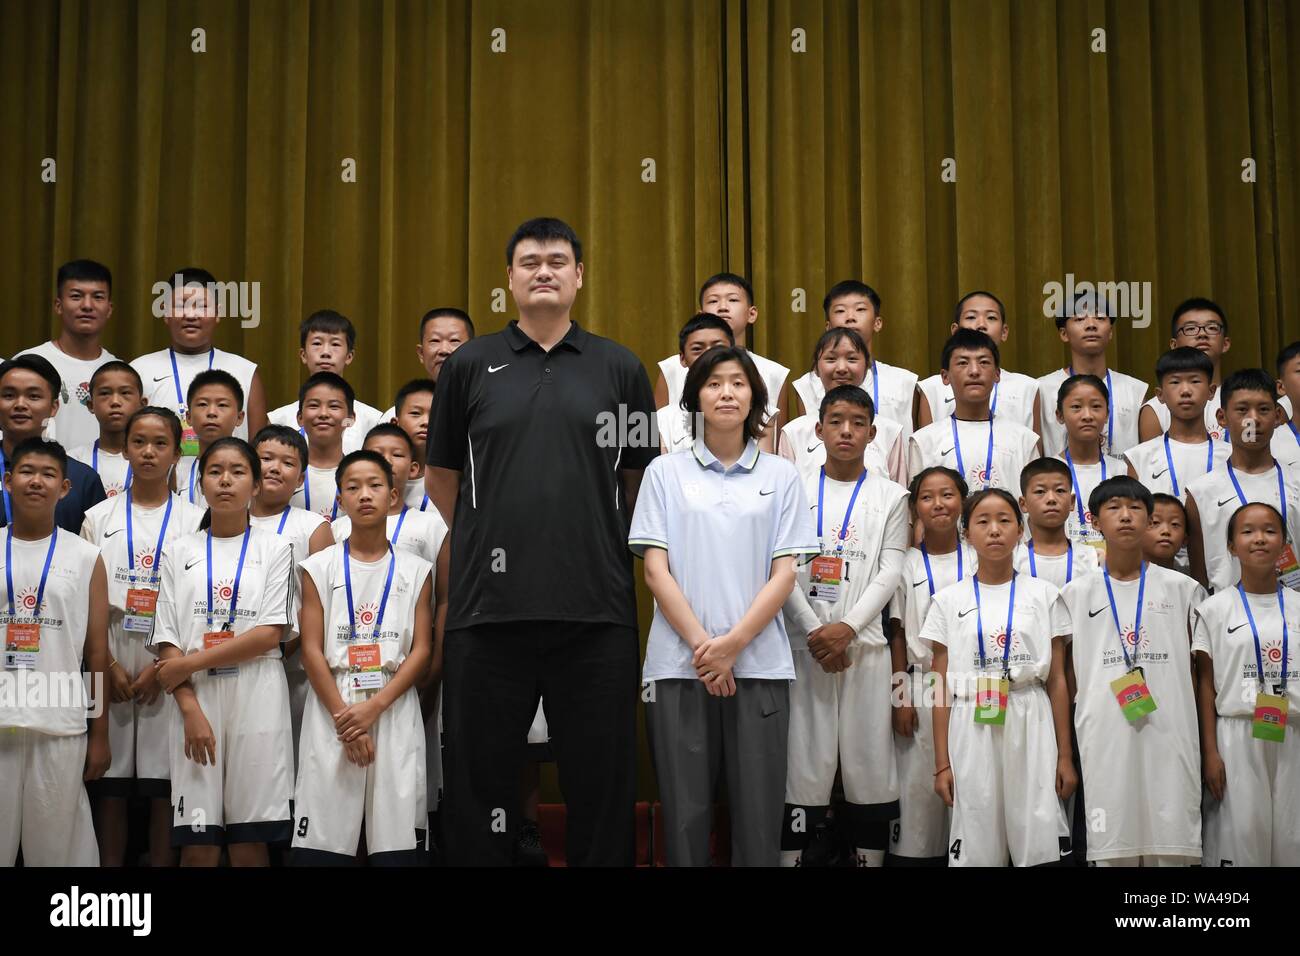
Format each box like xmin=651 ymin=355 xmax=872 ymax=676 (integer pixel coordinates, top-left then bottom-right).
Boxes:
xmin=1262 ymin=640 xmax=1290 ymax=669
xmin=354 ymin=601 xmax=380 ymax=629
xmin=991 ymin=629 xmax=1016 ymax=654
xmin=76 ymin=381 xmax=92 ymax=409
xmin=1121 ymin=625 xmax=1149 ymax=653
xmin=135 ymin=549 xmax=158 ymax=572
xmin=831 ymin=520 xmax=857 ymax=543
xmin=969 ymin=465 xmax=993 ymax=488
xmin=14 ymin=586 xmax=42 ymax=615
xmin=214 ymin=578 xmax=236 ymax=602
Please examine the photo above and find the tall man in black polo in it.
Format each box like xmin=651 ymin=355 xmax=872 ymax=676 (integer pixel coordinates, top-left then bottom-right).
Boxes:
xmin=426 ymin=218 xmax=657 ymax=866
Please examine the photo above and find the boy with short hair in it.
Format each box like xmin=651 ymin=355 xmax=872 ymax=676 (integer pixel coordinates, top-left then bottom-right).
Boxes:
xmin=790 ymin=280 xmax=918 ymax=443
xmin=250 ymin=424 xmax=334 ymax=765
xmin=292 ymin=450 xmax=435 ymax=864
xmin=1126 ymin=348 xmax=1231 ymax=500
xmin=0 ymin=355 xmax=106 ymax=532
xmin=0 ymin=438 xmax=111 ymax=865
xmin=1061 ymin=477 xmax=1206 ymax=865
xmin=267 ymin=311 xmax=383 ymax=452
xmin=68 ymin=361 xmax=144 ymax=498
xmin=1036 ymin=292 xmax=1148 ymax=457
xmin=916 ymin=290 xmax=1039 ymax=430
xmin=392 ymin=379 xmax=437 ymax=509
xmin=291 ymin=372 xmax=354 ymax=521
xmin=378 ymin=308 xmax=475 ymax=421
xmin=17 ymin=259 xmax=120 ymax=450
xmin=1137 ymin=298 xmax=1233 ymax=443
xmin=1143 ymin=493 xmax=1189 ymax=571
xmin=175 ymin=369 xmax=246 ymax=506
xmin=657 ymin=314 xmax=735 ymax=453
xmin=1272 ymin=341 xmax=1300 ymax=468
xmin=1187 ymin=368 xmax=1300 ymax=593
xmin=1014 ymin=457 xmax=1100 ymax=589
xmin=654 ymin=273 xmax=790 ymax=435
xmin=780 ymin=385 xmax=910 ymax=867
xmin=908 ymin=329 xmax=1040 ymax=495
xmin=131 ymin=266 xmax=267 ymax=442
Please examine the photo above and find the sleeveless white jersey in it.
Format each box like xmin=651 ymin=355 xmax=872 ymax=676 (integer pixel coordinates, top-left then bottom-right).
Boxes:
xmin=68 ymin=443 xmax=132 ymax=498
xmin=779 ymin=413 xmax=901 ymax=485
xmin=909 ymin=417 xmax=1039 ymax=496
xmin=131 ymin=347 xmax=258 ymax=441
xmin=917 ymin=369 xmax=1037 ymax=431
xmin=1186 ymin=461 xmax=1300 ymax=592
xmin=1037 ymin=367 xmax=1147 ymax=457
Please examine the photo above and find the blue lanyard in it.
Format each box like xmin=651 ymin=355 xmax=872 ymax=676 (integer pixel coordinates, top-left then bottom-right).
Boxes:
xmin=816 ymin=468 xmax=867 ymax=552
xmin=1162 ymin=433 xmax=1213 ymax=499
xmin=303 ymin=472 xmax=339 ymax=520
xmin=973 ymin=572 xmax=1016 ymax=676
xmin=91 ymin=440 xmax=133 ymax=491
xmin=1027 ymin=540 xmax=1073 ymax=584
xmin=990 ymin=380 xmax=999 ymax=418
xmin=0 ymin=457 xmax=10 ymax=525
xmin=187 ymin=458 xmax=199 ymax=504
xmin=5 ymin=529 xmax=58 ymax=618
xmin=169 ymin=347 xmax=214 ymax=411
xmin=419 ymin=494 xmax=430 ymax=513
xmin=1103 ymin=562 xmax=1147 ymax=670
xmin=1064 ymin=448 xmax=1106 ymax=527
xmin=343 ymin=540 xmax=397 ymax=642
xmin=1237 ymin=583 xmax=1287 ymax=692
xmin=950 ymin=417 xmax=995 ymax=490
xmin=867 ymin=361 xmax=880 ymax=417
xmin=1068 ymin=366 xmax=1114 ymax=452
xmin=206 ymin=526 xmax=251 ymax=631
xmin=1289 ymin=421 xmax=1300 ymax=452
xmin=390 ymin=506 xmax=410 ymax=547
xmin=275 ymin=505 xmax=291 ymax=535
xmin=920 ymin=541 xmax=963 ymax=596
xmin=1226 ymin=461 xmax=1287 ymax=529
xmin=125 ymin=489 xmax=173 ymax=584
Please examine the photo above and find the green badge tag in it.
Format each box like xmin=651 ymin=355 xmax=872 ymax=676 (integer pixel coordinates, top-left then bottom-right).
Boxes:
xmin=974 ymin=676 xmax=1008 ymax=725
xmin=1110 ymin=667 xmax=1157 ymax=722
xmin=1253 ymin=692 xmax=1288 ymax=742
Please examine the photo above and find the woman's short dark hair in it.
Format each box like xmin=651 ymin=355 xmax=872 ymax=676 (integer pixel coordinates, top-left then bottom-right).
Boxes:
xmin=680 ymin=346 xmax=769 ymax=443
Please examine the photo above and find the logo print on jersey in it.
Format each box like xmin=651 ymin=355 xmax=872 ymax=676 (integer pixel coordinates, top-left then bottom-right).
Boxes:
xmin=991 ymin=629 xmax=1015 ymax=654
xmin=135 ymin=549 xmax=158 ymax=572
xmin=1120 ymin=625 xmax=1148 ymax=653
xmin=968 ymin=465 xmax=992 ymax=487
xmin=355 ymin=601 xmax=380 ymax=629
xmin=214 ymin=578 xmax=235 ymax=602
xmin=1262 ymin=640 xmax=1290 ymax=668
xmin=76 ymin=380 xmax=92 ymax=410
xmin=830 ymin=520 xmax=856 ymax=543
xmin=14 ymin=586 xmax=42 ymax=614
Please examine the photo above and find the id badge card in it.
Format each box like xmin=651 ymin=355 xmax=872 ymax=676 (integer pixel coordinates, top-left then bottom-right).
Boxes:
xmin=180 ymin=411 xmax=200 ymax=458
xmin=808 ymin=555 xmax=843 ymax=603
xmin=1110 ymin=666 xmax=1157 ymax=721
xmin=1275 ymin=544 xmax=1300 ymax=592
xmin=348 ymin=642 xmax=384 ymax=699
xmin=1253 ymin=692 xmax=1288 ymax=742
xmin=3 ymin=621 xmax=39 ymax=670
xmin=203 ymin=630 xmax=238 ymax=677
xmin=124 ymin=586 xmax=158 ymax=633
xmin=974 ymin=675 xmax=1008 ymax=725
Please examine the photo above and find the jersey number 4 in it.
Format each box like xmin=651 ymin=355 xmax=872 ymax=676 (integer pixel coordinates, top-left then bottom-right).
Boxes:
xmin=949 ymin=839 xmax=962 ymax=860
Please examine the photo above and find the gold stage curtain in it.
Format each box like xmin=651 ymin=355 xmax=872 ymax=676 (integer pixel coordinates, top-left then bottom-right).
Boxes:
xmin=3 ymin=0 xmax=1299 ymax=807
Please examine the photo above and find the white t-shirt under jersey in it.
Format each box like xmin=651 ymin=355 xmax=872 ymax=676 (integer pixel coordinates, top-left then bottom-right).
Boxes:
xmin=301 ymin=544 xmax=432 ymax=673
xmin=15 ymin=341 xmax=119 ymax=450
xmin=174 ymin=455 xmax=205 ymax=508
xmin=782 ymin=470 xmax=910 ymax=646
xmin=148 ymin=526 xmax=294 ymax=660
xmin=656 ymin=406 xmax=693 ymax=454
xmin=1063 ymin=564 xmax=1205 ymax=861
xmin=131 ymin=347 xmax=258 ymax=441
xmin=1037 ymin=367 xmax=1148 ymax=458
xmin=0 ymin=529 xmax=102 ymax=735
xmin=267 ymin=399 xmax=384 ymax=454
xmin=917 ymin=370 xmax=1038 ymax=431
xmin=1142 ymin=390 xmax=1226 ymax=442
xmin=1055 ymin=453 xmax=1130 ymax=549
xmin=68 ymin=443 xmax=132 ymax=498
xmin=1125 ymin=433 xmax=1231 ymax=502
xmin=80 ymin=492 xmax=206 ymax=639
xmin=778 ymin=413 xmax=902 ymax=486
xmin=403 ymin=478 xmax=432 ymax=511
xmin=1272 ymin=421 xmax=1300 ymax=470
xmin=331 ymin=506 xmax=449 ymax=568
xmin=659 ymin=350 xmax=789 ymax=424
xmin=889 ymin=542 xmax=978 ymax=670
xmin=792 ymin=360 xmax=919 ymax=444
xmin=1013 ymin=540 xmax=1099 ymax=591
xmin=1192 ymin=586 xmax=1300 ymax=718
xmin=1186 ymin=460 xmax=1300 ymax=593
xmin=909 ymin=417 xmax=1040 ymax=496
xmin=291 ymin=464 xmax=342 ymax=522
xmin=920 ymin=574 xmax=1070 ymax=701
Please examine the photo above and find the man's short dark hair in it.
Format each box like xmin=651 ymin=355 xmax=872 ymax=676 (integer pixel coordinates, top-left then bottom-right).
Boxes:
xmin=1220 ymin=368 xmax=1278 ymax=410
xmin=252 ymin=424 xmax=309 ymax=472
xmin=419 ymin=307 xmax=475 ymax=340
xmin=187 ymin=369 xmax=244 ymax=410
xmin=300 ymin=310 xmax=356 ymax=351
xmin=1154 ymin=347 xmax=1215 ymax=384
xmin=698 ymin=272 xmax=754 ymax=308
xmin=819 ymin=384 xmax=874 ymax=422
xmin=299 ymin=371 xmax=356 ymax=413
xmin=1053 ymin=289 xmax=1119 ymax=329
xmin=9 ymin=437 xmax=68 ymax=478
xmin=940 ymin=328 xmax=1000 ymax=371
xmin=1170 ymin=297 xmax=1228 ymax=338
xmin=166 ymin=266 xmax=217 ymax=289
xmin=364 ymin=422 xmax=416 ymax=457
xmin=0 ymin=355 xmax=61 ymax=401
xmin=822 ymin=280 xmax=881 ymax=318
xmin=56 ymin=259 xmax=112 ymax=295
xmin=337 ymin=449 xmax=395 ymax=491
xmin=1089 ymin=476 xmax=1154 ymax=519
xmin=1019 ymin=456 xmax=1072 ymax=494
xmin=505 ymin=218 xmax=582 ymax=266
xmin=953 ymin=290 xmax=1006 ymax=326
xmin=89 ymin=360 xmax=143 ymax=395
xmin=1276 ymin=341 xmax=1300 ymax=375
xmin=677 ymin=314 xmax=734 ymax=353
xmin=394 ymin=378 xmax=437 ymax=415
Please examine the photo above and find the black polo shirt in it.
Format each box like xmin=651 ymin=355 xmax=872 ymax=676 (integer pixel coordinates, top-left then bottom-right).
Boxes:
xmin=427 ymin=320 xmax=658 ymax=630
xmin=0 ymin=450 xmax=106 ymax=534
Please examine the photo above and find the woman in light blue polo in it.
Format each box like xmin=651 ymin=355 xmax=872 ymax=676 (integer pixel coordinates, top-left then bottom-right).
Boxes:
xmin=629 ymin=345 xmax=818 ymax=866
